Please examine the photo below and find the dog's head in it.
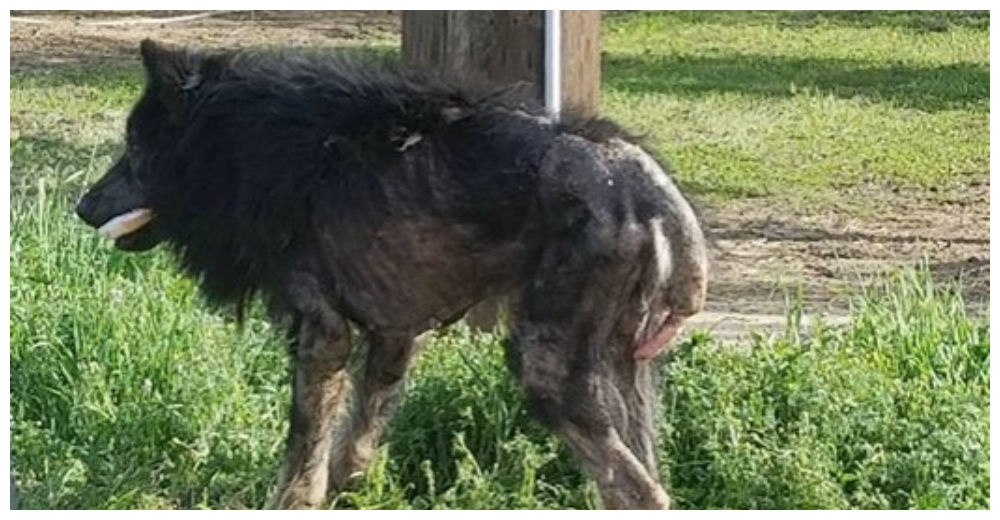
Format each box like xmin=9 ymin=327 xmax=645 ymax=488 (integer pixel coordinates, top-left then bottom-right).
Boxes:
xmin=75 ymin=39 xmax=227 ymax=251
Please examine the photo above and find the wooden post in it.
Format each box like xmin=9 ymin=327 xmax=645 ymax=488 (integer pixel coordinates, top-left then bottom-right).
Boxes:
xmin=401 ymin=10 xmax=601 ymax=118
xmin=558 ymin=11 xmax=602 ymax=116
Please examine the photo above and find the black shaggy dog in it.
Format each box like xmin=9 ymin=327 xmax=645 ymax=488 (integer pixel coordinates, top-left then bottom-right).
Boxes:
xmin=76 ymin=40 xmax=708 ymax=510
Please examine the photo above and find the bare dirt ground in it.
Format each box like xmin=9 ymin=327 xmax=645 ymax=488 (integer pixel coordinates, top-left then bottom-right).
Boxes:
xmin=11 ymin=11 xmax=989 ymax=338
xmin=10 ymin=10 xmax=401 ymax=69
xmin=701 ymin=180 xmax=988 ymax=336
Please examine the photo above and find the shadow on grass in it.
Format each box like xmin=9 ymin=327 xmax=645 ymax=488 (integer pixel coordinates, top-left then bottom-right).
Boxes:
xmin=12 ymin=43 xmax=400 ymax=88
xmin=12 ymin=61 xmax=143 ymax=91
xmin=605 ymin=10 xmax=990 ymax=32
xmin=604 ymin=52 xmax=989 ymax=112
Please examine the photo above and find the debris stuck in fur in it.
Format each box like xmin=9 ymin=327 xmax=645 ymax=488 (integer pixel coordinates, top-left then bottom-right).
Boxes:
xmin=395 ymin=132 xmax=423 ymax=152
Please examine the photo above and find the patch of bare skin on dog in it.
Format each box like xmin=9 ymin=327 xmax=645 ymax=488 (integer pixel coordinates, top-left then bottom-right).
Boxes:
xmin=98 ymin=208 xmax=154 ymax=239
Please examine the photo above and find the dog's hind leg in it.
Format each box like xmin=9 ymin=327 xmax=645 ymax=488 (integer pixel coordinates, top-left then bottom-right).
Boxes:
xmin=505 ymin=222 xmax=671 ymax=509
xmin=617 ymin=363 xmax=660 ymax=477
xmin=561 ymin=417 xmax=669 ymax=509
xmin=605 ymin=310 xmax=662 ymax=479
xmin=511 ymin=335 xmax=670 ymax=510
xmin=271 ymin=314 xmax=352 ymax=509
xmin=327 ymin=332 xmax=421 ymax=491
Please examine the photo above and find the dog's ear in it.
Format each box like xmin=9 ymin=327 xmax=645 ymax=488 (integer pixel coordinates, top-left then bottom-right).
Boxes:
xmin=140 ymin=39 xmax=204 ymax=90
xmin=139 ymin=39 xmax=220 ymax=115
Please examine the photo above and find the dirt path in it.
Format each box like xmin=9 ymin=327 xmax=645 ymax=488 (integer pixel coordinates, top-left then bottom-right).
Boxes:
xmin=10 ymin=10 xmax=401 ymax=70
xmin=696 ymin=176 xmax=989 ymax=337
xmin=704 ymin=181 xmax=989 ymax=312
xmin=11 ymin=11 xmax=989 ymax=340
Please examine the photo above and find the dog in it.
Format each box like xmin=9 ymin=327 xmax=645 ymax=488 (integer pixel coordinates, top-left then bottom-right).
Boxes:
xmin=75 ymin=39 xmax=708 ymax=509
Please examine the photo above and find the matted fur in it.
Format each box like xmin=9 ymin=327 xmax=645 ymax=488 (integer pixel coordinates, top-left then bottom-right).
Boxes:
xmin=76 ymin=40 xmax=709 ymax=509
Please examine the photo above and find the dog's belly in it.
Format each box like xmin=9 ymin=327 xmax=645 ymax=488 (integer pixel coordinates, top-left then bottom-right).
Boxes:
xmin=327 ymin=217 xmax=538 ymax=332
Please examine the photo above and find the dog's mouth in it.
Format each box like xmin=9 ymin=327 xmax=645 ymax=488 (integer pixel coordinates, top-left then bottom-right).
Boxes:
xmin=97 ymin=208 xmax=159 ymax=251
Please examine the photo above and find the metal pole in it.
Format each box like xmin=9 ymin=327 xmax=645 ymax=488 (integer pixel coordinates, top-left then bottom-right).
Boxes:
xmin=544 ymin=10 xmax=561 ymax=120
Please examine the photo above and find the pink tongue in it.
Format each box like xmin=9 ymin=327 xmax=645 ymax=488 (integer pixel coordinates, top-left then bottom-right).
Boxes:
xmin=634 ymin=317 xmax=683 ymax=360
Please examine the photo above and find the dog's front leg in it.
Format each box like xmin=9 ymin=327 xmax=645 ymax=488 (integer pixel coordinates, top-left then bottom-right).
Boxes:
xmin=327 ymin=332 xmax=422 ymax=491
xmin=270 ymin=314 xmax=352 ymax=509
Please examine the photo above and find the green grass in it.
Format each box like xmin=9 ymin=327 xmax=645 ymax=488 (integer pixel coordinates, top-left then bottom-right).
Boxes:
xmin=10 ymin=11 xmax=989 ymax=509
xmin=602 ymin=11 xmax=989 ymax=199
xmin=660 ymin=270 xmax=989 ymax=509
